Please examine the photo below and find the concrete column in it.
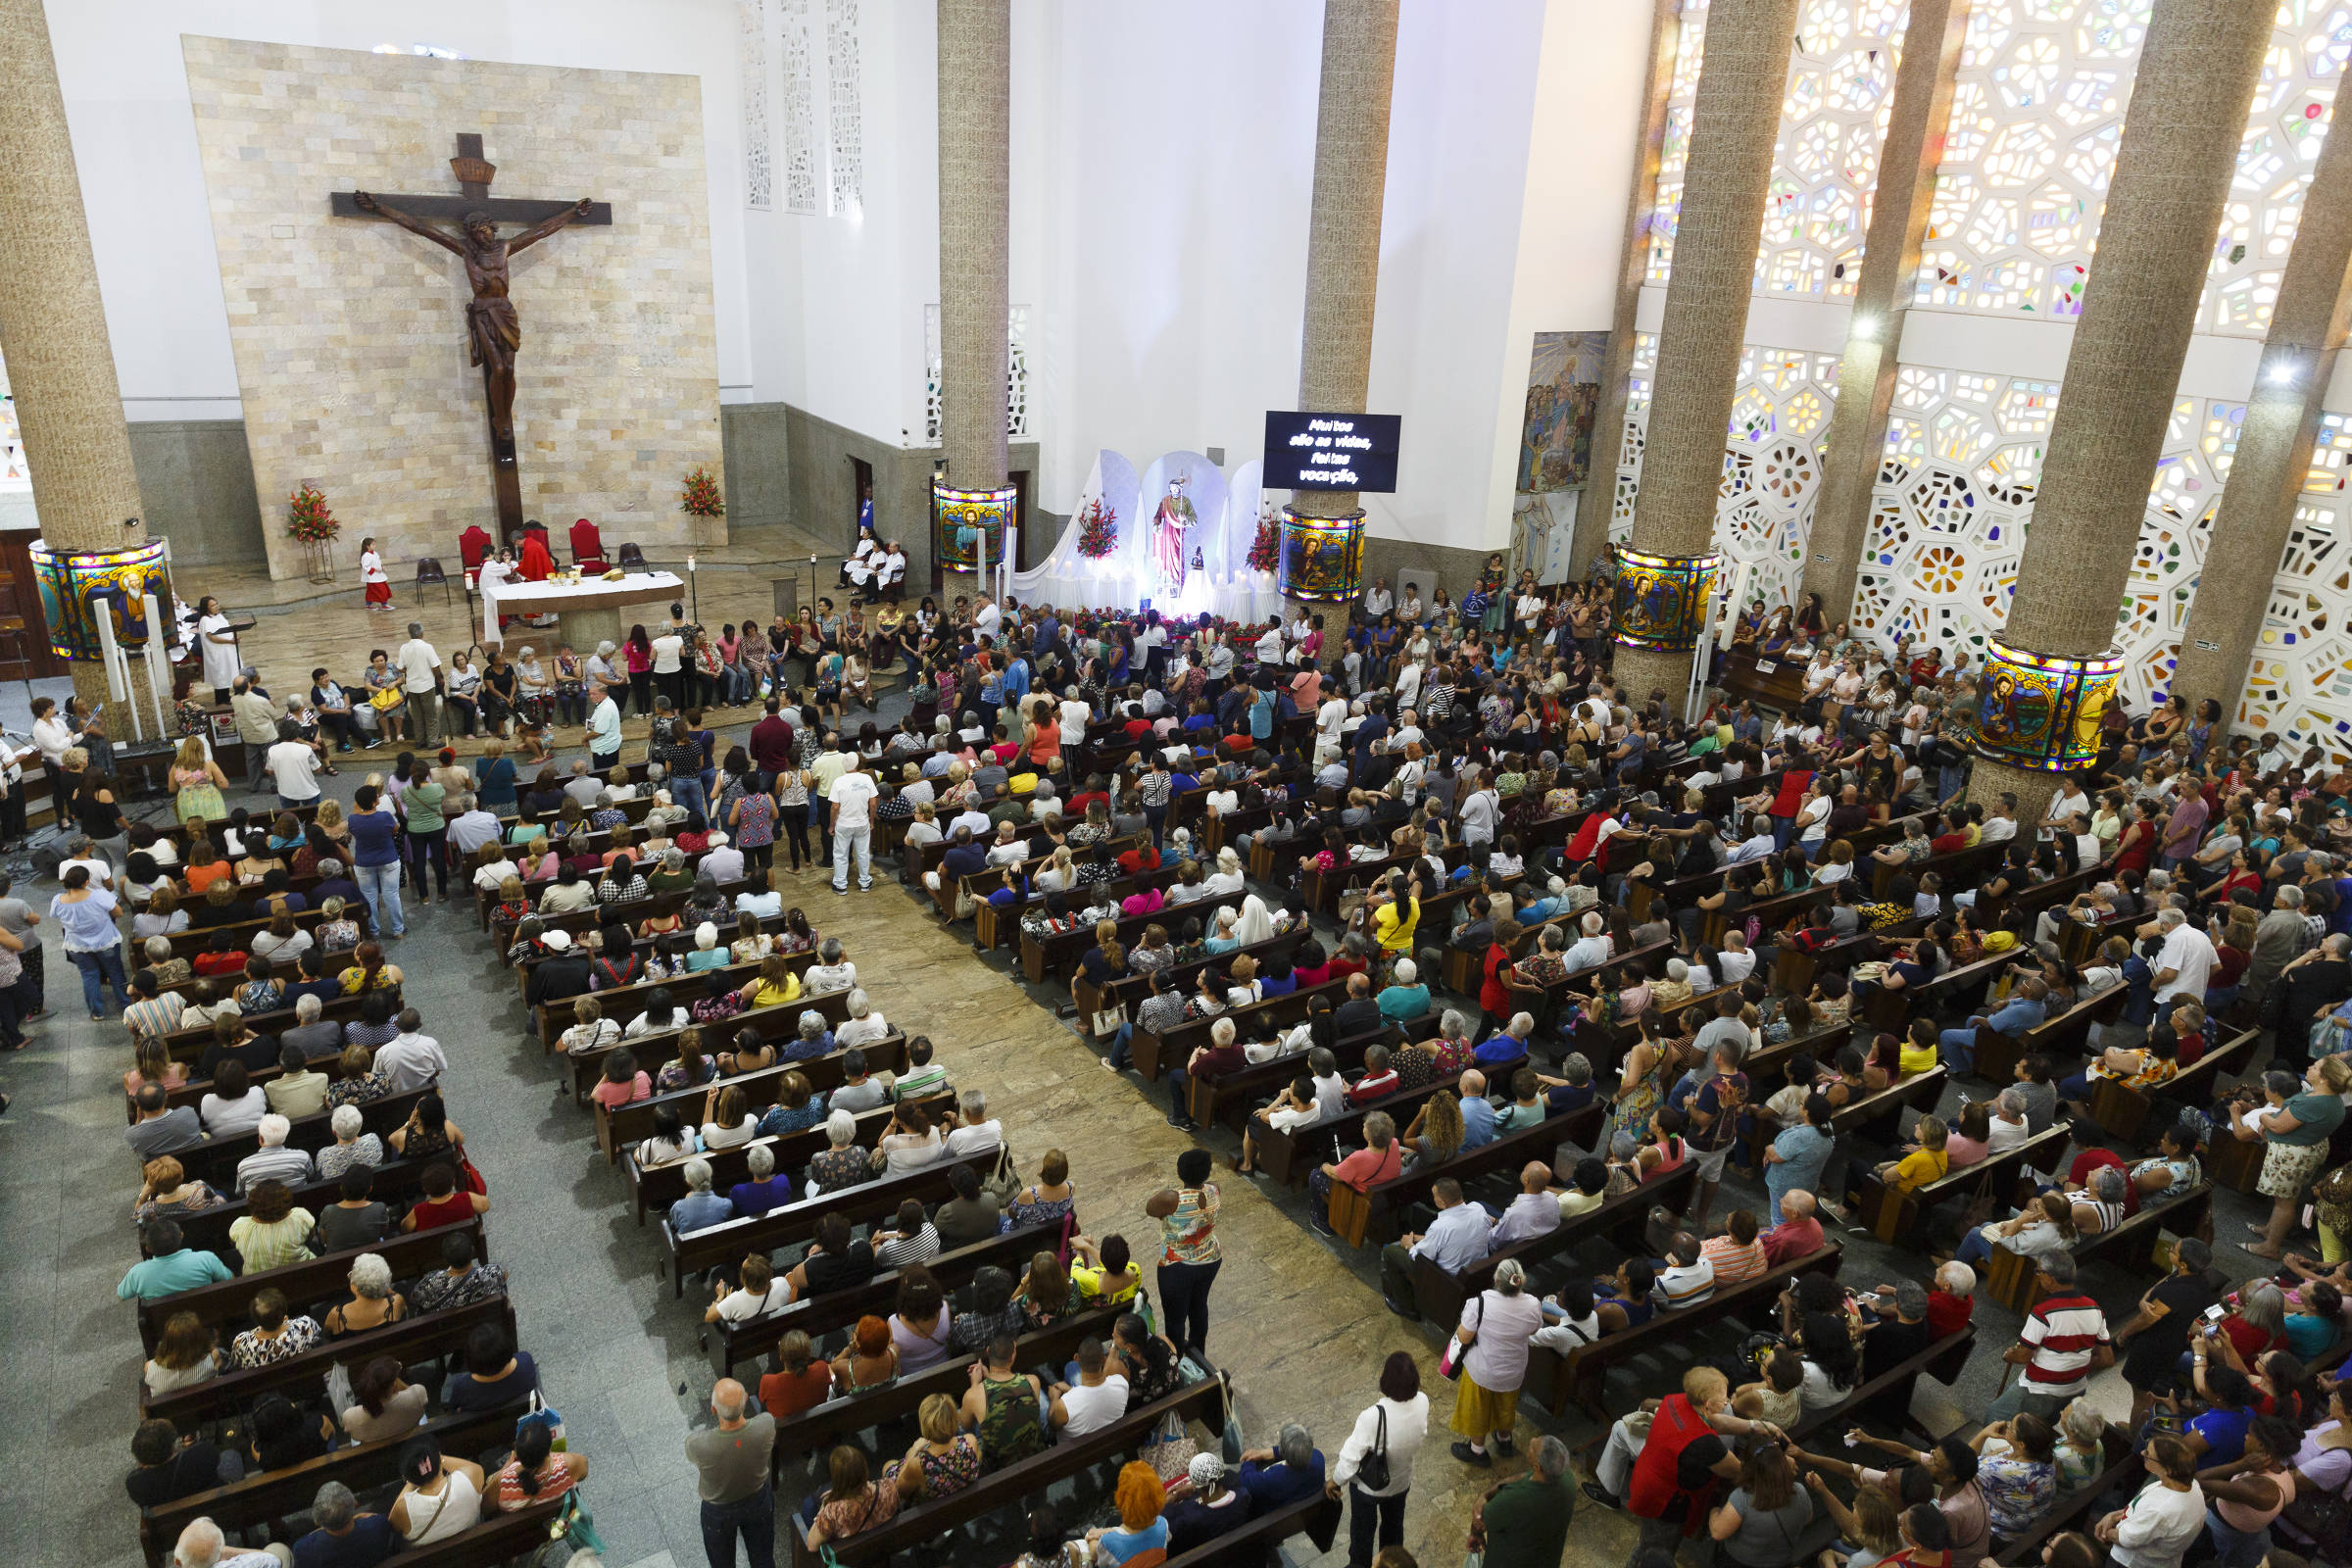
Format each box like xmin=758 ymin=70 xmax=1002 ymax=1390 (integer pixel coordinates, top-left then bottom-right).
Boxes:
xmin=2167 ymin=113 xmax=2352 ymax=707
xmin=1575 ymin=0 xmax=1683 ymax=582
xmin=1802 ymin=0 xmax=1973 ymax=620
xmin=0 ymin=0 xmax=155 ymax=720
xmin=1614 ymin=0 xmax=1800 ymax=701
xmin=1966 ymin=0 xmax=2273 ymax=816
xmin=1288 ymin=0 xmax=1400 ymax=560
xmin=936 ymin=0 xmax=1009 ymax=493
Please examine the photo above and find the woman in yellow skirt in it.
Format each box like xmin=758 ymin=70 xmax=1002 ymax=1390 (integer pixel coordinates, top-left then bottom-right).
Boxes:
xmin=1448 ymin=1257 xmax=1547 ymax=1466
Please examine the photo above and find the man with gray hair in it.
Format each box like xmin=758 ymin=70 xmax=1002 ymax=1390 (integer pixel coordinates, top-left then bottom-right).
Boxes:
xmin=1998 ymin=1250 xmax=2110 ymax=1420
xmin=1234 ymin=1422 xmax=1326 ymax=1515
xmin=805 ymin=937 xmax=856 ymax=995
xmin=563 ymin=756 xmax=602 ymax=808
xmin=289 ymin=1480 xmax=396 ymax=1563
xmin=1475 ymin=1432 xmax=1576 ymax=1566
xmin=394 ymin=620 xmax=443 ymax=745
xmin=2148 ymin=904 xmax=2218 ymax=1004
xmin=686 ymin=1376 xmax=778 ymax=1568
xmin=234 ymin=1114 xmax=314 ymax=1197
xmin=1861 ymin=1277 xmax=1934 ymax=1380
xmin=944 ymin=1088 xmax=1004 ymax=1155
xmin=282 ymin=991 xmax=341 ymax=1060
xmin=1987 ymin=1089 xmax=2033 ymax=1154
xmin=670 ymin=1159 xmax=733 ymax=1235
xmin=172 ymin=1517 xmax=286 ymax=1568
xmin=446 ymin=794 xmax=501 ymax=858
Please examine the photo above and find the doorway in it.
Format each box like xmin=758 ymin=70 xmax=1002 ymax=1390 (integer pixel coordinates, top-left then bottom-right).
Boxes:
xmin=849 ymin=457 xmax=874 ymax=547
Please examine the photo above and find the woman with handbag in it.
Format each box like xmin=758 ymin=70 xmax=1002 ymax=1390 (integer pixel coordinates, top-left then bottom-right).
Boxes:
xmin=1328 ymin=1351 xmax=1429 ymax=1568
xmin=1447 ymin=1257 xmax=1545 ymax=1467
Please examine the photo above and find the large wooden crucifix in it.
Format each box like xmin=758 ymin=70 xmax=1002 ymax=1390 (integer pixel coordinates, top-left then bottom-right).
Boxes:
xmin=331 ymin=134 xmax=611 ymax=540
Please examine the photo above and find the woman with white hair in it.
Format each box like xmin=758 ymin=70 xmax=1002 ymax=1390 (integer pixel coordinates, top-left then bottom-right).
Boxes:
xmin=808 ymin=1108 xmax=870 ymax=1194
xmin=685 ymin=921 xmax=730 ymax=972
xmin=1448 ymin=1256 xmax=1545 ymax=1467
xmin=323 ymin=1252 xmax=407 ymax=1337
xmin=314 ymin=1104 xmax=386 ymax=1182
xmin=835 ymin=990 xmax=890 ymax=1049
xmin=1205 ymin=846 xmax=1247 ymax=899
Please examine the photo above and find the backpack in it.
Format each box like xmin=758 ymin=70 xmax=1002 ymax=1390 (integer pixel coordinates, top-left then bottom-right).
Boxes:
xmin=978 ymin=1373 xmax=1046 ymax=1466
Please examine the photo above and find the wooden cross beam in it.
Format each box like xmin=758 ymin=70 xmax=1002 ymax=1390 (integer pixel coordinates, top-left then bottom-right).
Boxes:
xmin=326 ymin=132 xmax=613 ymax=225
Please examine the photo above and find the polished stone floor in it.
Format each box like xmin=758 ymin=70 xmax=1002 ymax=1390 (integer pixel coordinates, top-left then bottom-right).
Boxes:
xmin=20 ymin=688 xmax=2278 ymax=1568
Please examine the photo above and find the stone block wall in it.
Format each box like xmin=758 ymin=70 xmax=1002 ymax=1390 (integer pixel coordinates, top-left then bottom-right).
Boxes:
xmin=128 ymin=421 xmax=266 ymax=567
xmin=181 ymin=37 xmax=725 ymax=579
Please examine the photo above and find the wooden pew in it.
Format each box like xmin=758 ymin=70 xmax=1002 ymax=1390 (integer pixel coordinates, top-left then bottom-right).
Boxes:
xmin=1743 ymin=1066 xmax=1949 ymax=1175
xmin=136 ymin=1397 xmax=528 ymax=1568
xmin=1186 ymin=1017 xmax=1450 ymax=1134
xmin=172 ymin=1155 xmax=438 ymax=1264
xmin=1785 ymin=1325 xmax=1978 ymax=1446
xmin=769 ymin=1307 xmax=1123 ymax=1468
xmin=1327 ymin=1103 xmax=1606 ymax=1250
xmin=165 ymin=1083 xmax=435 ymax=1191
xmin=704 ymin=1223 xmax=1056 ymax=1378
xmin=592 ymin=1032 xmax=910 ymax=1153
xmin=1072 ymin=929 xmax=1309 ymax=1036
xmin=1131 ymin=978 xmax=1349 ymax=1083
xmin=1992 ymin=1429 xmax=2137 ymax=1563
xmin=1984 ymin=1185 xmax=2216 ymax=1314
xmin=1846 ymin=1121 xmax=2077 ymax=1250
xmin=624 ymin=1092 xmax=942 ymax=1224
xmin=660 ymin=1149 xmax=1000 ymax=1298
xmin=133 ymin=1218 xmax=488 ymax=1355
xmin=787 ymin=1371 xmax=1231 ymax=1568
xmin=1409 ymin=1164 xmax=1699 ymax=1328
xmin=142 ymin=1295 xmax=514 ymax=1427
xmin=2086 ymin=1026 xmax=2258 ymax=1146
xmin=1521 ymin=1243 xmax=1845 ymax=1421
xmin=567 ymin=987 xmax=873 ymax=1112
xmin=151 ymin=987 xmax=406 ymax=1077
xmin=1974 ymin=985 xmax=2127 ymax=1089
xmin=1161 ymin=1493 xmax=1345 ymax=1568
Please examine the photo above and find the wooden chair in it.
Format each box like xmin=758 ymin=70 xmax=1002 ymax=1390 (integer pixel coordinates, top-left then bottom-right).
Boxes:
xmin=568 ymin=516 xmax=610 ymax=571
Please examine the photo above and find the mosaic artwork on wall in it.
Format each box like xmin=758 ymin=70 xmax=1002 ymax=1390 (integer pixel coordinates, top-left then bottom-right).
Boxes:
xmin=778 ymin=0 xmax=820 ymax=216
xmin=2202 ymin=2 xmax=2349 ymax=336
xmin=1646 ymin=0 xmax=1908 ymax=296
xmin=2239 ymin=408 xmax=2352 ymax=760
xmin=740 ymin=0 xmax=773 ymax=211
xmin=1610 ymin=335 xmax=1838 ymax=618
xmin=1518 ymin=331 xmax=1609 ymax=494
xmin=1914 ymin=0 xmax=2151 ymax=318
xmin=824 ymin=0 xmax=862 ymax=219
xmin=1613 ymin=545 xmax=1722 ymax=654
xmin=1849 ymin=368 xmax=2242 ymax=716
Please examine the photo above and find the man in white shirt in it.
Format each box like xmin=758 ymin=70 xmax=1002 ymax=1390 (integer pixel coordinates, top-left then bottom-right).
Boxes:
xmin=374 ymin=1010 xmax=448 ymax=1093
xmin=1985 ymin=1089 xmax=2033 ymax=1154
xmin=586 ymin=679 xmax=622 ymax=771
xmin=1362 ymin=578 xmax=1394 ymax=619
xmin=264 ymin=721 xmax=323 ymax=808
xmin=1051 ymin=1340 xmax=1131 ymax=1438
xmin=828 ymin=754 xmax=880 ymax=893
xmin=1394 ymin=660 xmax=1424 ymax=712
xmin=701 ymin=833 xmax=746 ymax=884
xmin=394 ymin=623 xmax=444 ymax=745
xmin=651 ymin=617 xmax=687 ymax=709
xmin=1725 ymin=816 xmax=1777 ymax=865
xmin=1979 ymin=793 xmax=2020 ymax=844
xmin=1487 ymin=1162 xmax=1562 ymax=1246
xmin=1564 ymin=912 xmax=1613 ymax=974
xmin=2149 ymin=907 xmax=2217 ymax=1004
xmin=942 ymin=1090 xmax=1004 ymax=1155
xmin=973 ymin=594 xmax=1003 ymax=640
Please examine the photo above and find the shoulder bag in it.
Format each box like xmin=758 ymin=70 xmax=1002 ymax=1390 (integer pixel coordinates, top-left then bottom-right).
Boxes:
xmin=1355 ymin=1404 xmax=1392 ymax=1492
xmin=1440 ymin=1296 xmax=1484 ymax=1381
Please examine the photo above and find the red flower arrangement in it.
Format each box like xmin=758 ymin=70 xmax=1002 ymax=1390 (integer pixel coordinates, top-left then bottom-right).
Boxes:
xmin=1076 ymin=497 xmax=1118 ymax=559
xmin=286 ymin=485 xmax=339 ymax=544
xmin=1247 ymin=515 xmax=1280 ymax=574
xmin=680 ymin=467 xmax=726 ymax=518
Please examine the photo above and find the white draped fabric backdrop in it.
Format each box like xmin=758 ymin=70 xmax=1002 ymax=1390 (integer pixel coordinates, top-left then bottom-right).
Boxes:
xmin=1007 ymin=449 xmax=1288 ymax=621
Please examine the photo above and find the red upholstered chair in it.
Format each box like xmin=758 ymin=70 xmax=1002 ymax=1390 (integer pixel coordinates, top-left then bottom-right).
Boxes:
xmin=568 ymin=517 xmax=610 ymax=572
xmin=458 ymin=525 xmax=494 ymax=572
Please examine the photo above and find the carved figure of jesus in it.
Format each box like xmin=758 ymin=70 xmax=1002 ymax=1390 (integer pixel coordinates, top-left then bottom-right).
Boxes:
xmin=350 ymin=191 xmax=595 ymax=443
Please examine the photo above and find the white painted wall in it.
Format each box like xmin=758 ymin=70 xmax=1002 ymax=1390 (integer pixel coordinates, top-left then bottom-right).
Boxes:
xmin=44 ymin=0 xmax=756 ymax=422
xmin=48 ymin=0 xmax=1647 ymax=552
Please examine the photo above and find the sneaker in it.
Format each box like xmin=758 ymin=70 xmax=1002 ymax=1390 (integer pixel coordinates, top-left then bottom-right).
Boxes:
xmin=1307 ymin=1210 xmax=1338 ymax=1238
xmin=1450 ymin=1443 xmax=1492 ymax=1468
xmin=1582 ymin=1483 xmax=1624 ymax=1511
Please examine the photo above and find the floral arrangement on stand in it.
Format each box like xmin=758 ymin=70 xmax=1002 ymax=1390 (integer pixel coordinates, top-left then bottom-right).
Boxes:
xmin=679 ymin=467 xmax=726 ymax=518
xmin=1248 ymin=514 xmax=1281 ymax=575
xmin=288 ymin=484 xmax=339 ymax=583
xmin=1075 ymin=497 xmax=1118 ymax=560
xmin=287 ymin=484 xmax=339 ymax=544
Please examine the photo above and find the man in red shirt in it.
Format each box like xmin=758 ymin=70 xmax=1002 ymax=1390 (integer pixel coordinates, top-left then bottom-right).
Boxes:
xmin=1925 ymin=1259 xmax=1976 ymax=1340
xmin=1594 ymin=1366 xmax=1745 ymax=1548
xmin=1163 ymin=1015 xmax=1247 ymax=1133
xmin=1305 ymin=1109 xmax=1404 ymax=1237
xmin=748 ymin=698 xmax=796 ymax=782
xmin=1760 ymin=1189 xmax=1826 ymax=1265
xmin=1346 ymin=1044 xmax=1399 ymax=1107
